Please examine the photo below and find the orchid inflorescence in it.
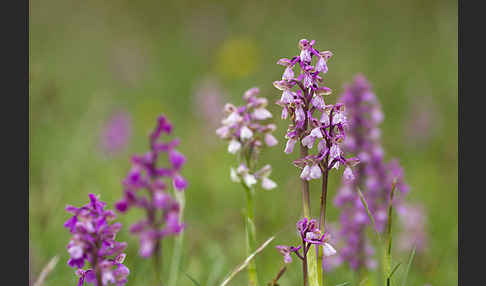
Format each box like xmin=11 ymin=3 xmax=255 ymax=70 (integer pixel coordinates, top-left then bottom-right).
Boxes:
xmin=272 ymin=38 xmax=360 ymax=286
xmin=64 ymin=194 xmax=129 ymax=286
xmin=274 ymin=39 xmax=359 ymax=182
xmin=333 ymin=75 xmax=410 ymax=270
xmin=217 ymin=87 xmax=278 ymax=190
xmin=115 ymin=115 xmax=186 ymax=258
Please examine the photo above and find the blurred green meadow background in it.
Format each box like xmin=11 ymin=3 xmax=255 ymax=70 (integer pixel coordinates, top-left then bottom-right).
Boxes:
xmin=29 ymin=0 xmax=457 ymax=285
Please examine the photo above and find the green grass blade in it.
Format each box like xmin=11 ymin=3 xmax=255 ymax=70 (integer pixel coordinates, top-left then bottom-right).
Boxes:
xmin=169 ymin=191 xmax=185 ymax=286
xmin=384 ymin=180 xmax=397 ymax=283
xmin=357 ymin=188 xmax=381 ymax=241
xmin=400 ymin=246 xmax=416 ymax=286
xmin=220 ymin=235 xmax=275 ymax=286
xmin=335 ymin=282 xmax=351 ymax=286
xmin=388 ymin=262 xmax=401 ymax=279
xmin=184 ymin=272 xmax=202 ymax=286
xmin=33 ymin=255 xmax=59 ymax=286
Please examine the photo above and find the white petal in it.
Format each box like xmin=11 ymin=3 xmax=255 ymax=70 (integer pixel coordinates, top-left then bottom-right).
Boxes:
xmin=281 ymin=107 xmax=289 ymax=119
xmin=282 ymin=66 xmax=294 ymax=80
xmin=284 ymin=138 xmax=297 ymax=154
xmin=332 ymin=161 xmax=340 ymax=170
xmin=264 ymin=133 xmax=278 ymax=147
xmin=237 ymin=164 xmax=248 ymax=174
xmin=301 ymin=135 xmax=315 ymax=149
xmin=333 ymin=112 xmax=346 ymax=125
xmin=300 ymin=165 xmax=311 ymax=180
xmin=102 ymin=271 xmax=115 ymax=284
xmin=68 ymin=244 xmax=83 ymax=259
xmin=311 ymin=95 xmax=326 ymax=110
xmin=303 ymin=73 xmax=313 ymax=88
xmin=228 ymin=139 xmax=241 ymax=154
xmin=300 ymin=49 xmax=311 ymax=62
xmin=371 ymin=108 xmax=384 ymax=123
xmin=318 ymin=140 xmax=328 ymax=154
xmin=262 ymin=177 xmax=277 ymax=190
xmin=281 ymin=89 xmax=293 ymax=104
xmin=343 ymin=166 xmax=354 ymax=181
xmin=253 ymin=108 xmax=272 ymax=120
xmin=230 ymin=168 xmax=241 ymax=182
xmin=310 ymin=127 xmax=323 ymax=138
xmin=320 ymin=112 xmax=330 ymax=125
xmin=222 ymin=112 xmax=242 ymax=125
xmin=295 ymin=106 xmax=305 ymax=122
xmin=309 ymin=164 xmax=322 ymax=179
xmin=323 ymin=243 xmax=337 ymax=257
xmin=316 ymin=56 xmax=328 ymax=73
xmin=240 ymin=126 xmax=253 ymax=140
xmin=330 ymin=144 xmax=341 ymax=160
xmin=244 ymin=174 xmax=257 ymax=187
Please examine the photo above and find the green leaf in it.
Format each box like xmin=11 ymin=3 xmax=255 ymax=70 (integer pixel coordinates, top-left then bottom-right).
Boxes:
xmin=184 ymin=272 xmax=202 ymax=286
xmin=335 ymin=282 xmax=351 ymax=286
xmin=307 ymin=245 xmax=320 ymax=286
xmin=357 ymin=188 xmax=381 ymax=241
xmin=400 ymin=246 xmax=416 ymax=286
xmin=388 ymin=262 xmax=401 ymax=279
xmin=384 ymin=180 xmax=397 ymax=282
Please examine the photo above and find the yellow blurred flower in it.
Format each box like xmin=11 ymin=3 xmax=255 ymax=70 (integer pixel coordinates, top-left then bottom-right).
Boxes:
xmin=216 ymin=37 xmax=259 ymax=78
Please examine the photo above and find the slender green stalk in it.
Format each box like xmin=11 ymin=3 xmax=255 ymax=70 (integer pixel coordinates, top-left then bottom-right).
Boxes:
xmin=299 ymin=142 xmax=317 ymax=286
xmin=319 ymin=168 xmax=329 ymax=230
xmin=243 ymin=184 xmax=258 ymax=286
xmin=307 ymin=246 xmax=320 ymax=286
xmin=384 ymin=180 xmax=397 ymax=286
xmin=153 ymin=242 xmax=162 ymax=286
xmin=317 ymin=246 xmax=323 ymax=286
xmin=93 ymin=241 xmax=103 ymax=286
xmin=168 ymin=191 xmax=185 ymax=286
xmin=268 ymin=264 xmax=287 ymax=286
xmin=317 ymin=168 xmax=329 ymax=286
xmin=302 ymin=240 xmax=308 ymax=286
xmin=356 ymin=188 xmax=383 ymax=286
xmin=400 ymin=246 xmax=416 ymax=286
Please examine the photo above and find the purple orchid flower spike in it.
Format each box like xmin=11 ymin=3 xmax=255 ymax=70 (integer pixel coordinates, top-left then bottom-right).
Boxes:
xmin=65 ymin=194 xmax=129 ymax=286
xmin=333 ymin=74 xmax=411 ymax=271
xmin=273 ymin=39 xmax=358 ymax=285
xmin=114 ymin=115 xmax=186 ymax=276
xmin=273 ymin=39 xmax=359 ymax=219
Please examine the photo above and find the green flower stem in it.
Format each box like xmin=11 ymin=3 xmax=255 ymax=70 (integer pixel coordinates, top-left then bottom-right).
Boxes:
xmin=153 ymin=242 xmax=162 ymax=286
xmin=307 ymin=246 xmax=320 ymax=286
xmin=318 ymin=168 xmax=329 ymax=286
xmin=299 ymin=142 xmax=315 ymax=286
xmin=384 ymin=180 xmax=397 ymax=286
xmin=168 ymin=191 xmax=185 ymax=286
xmin=243 ymin=183 xmax=259 ymax=286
